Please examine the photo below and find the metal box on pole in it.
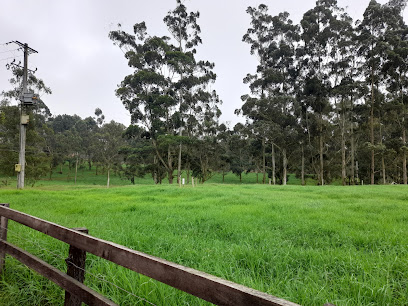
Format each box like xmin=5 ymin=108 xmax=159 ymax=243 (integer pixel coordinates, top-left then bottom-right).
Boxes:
xmin=19 ymin=92 xmax=38 ymax=106
xmin=20 ymin=115 xmax=29 ymax=125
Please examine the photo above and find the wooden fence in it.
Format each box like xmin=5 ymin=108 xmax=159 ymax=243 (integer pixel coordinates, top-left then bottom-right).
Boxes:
xmin=0 ymin=203 xmax=299 ymax=306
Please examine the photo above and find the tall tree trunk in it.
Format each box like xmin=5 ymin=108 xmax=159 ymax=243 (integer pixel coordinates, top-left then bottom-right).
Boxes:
xmin=403 ymin=128 xmax=407 ymax=184
xmin=177 ymin=28 xmax=184 ymax=185
xmin=350 ymin=127 xmax=355 ymax=185
xmin=168 ymin=169 xmax=173 ymax=184
xmin=341 ymin=97 xmax=346 ymax=186
xmin=380 ymin=120 xmax=386 ymax=184
xmin=301 ymin=145 xmax=305 ymax=186
xmin=349 ymin=61 xmax=357 ymax=185
xmin=107 ymin=168 xmax=110 ymax=188
xmin=370 ymin=74 xmax=375 ymax=185
xmin=341 ymin=128 xmax=346 ymax=186
xmin=282 ymin=148 xmax=287 ymax=186
xmin=153 ymin=156 xmax=158 ymax=184
xmin=382 ymin=157 xmax=386 ymax=184
xmin=400 ymin=80 xmax=407 ymax=185
xmin=319 ymin=114 xmax=324 ymax=186
xmin=402 ymin=80 xmax=407 ymax=184
xmin=262 ymin=137 xmax=266 ymax=184
xmin=60 ymin=164 xmax=63 ymax=174
xmin=177 ymin=133 xmax=182 ymax=184
xmin=74 ymin=153 xmax=79 ymax=185
xmin=168 ymin=146 xmax=173 ymax=184
xmin=271 ymin=143 xmax=276 ymax=185
xmin=152 ymin=139 xmax=173 ymax=183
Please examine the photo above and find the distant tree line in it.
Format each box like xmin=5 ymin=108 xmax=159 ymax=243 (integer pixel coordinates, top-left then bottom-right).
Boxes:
xmin=237 ymin=0 xmax=408 ymax=185
xmin=1 ymin=0 xmax=408 ymax=186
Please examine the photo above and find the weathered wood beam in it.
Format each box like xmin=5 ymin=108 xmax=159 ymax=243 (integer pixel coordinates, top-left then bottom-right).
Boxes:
xmin=0 ymin=203 xmax=9 ymax=274
xmin=0 ymin=240 xmax=117 ymax=306
xmin=0 ymin=205 xmax=298 ymax=306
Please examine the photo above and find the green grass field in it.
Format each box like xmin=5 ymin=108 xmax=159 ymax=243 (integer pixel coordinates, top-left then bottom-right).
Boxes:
xmin=0 ymin=181 xmax=407 ymax=305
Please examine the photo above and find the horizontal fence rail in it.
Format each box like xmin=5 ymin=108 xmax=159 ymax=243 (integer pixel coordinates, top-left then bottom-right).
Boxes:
xmin=0 ymin=240 xmax=116 ymax=306
xmin=0 ymin=205 xmax=299 ymax=306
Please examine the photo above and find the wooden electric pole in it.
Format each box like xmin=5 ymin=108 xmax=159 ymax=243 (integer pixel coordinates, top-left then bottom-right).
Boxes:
xmin=13 ymin=41 xmax=38 ymax=189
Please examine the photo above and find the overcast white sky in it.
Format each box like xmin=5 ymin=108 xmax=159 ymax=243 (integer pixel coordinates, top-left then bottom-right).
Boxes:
xmin=0 ymin=0 xmax=403 ymax=128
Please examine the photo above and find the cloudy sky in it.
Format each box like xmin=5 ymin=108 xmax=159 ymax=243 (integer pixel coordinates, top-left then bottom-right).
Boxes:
xmin=0 ymin=0 xmax=403 ymax=128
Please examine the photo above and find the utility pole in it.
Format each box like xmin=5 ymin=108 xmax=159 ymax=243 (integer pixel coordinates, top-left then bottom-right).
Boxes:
xmin=12 ymin=41 xmax=38 ymax=189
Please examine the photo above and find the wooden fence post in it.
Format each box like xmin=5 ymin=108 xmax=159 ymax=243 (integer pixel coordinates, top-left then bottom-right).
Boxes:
xmin=65 ymin=227 xmax=88 ymax=306
xmin=0 ymin=203 xmax=9 ymax=275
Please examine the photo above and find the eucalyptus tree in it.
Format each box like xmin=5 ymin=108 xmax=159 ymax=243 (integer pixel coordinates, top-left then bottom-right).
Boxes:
xmin=382 ymin=0 xmax=408 ymax=183
xmin=229 ymin=123 xmax=251 ymax=182
xmin=63 ymin=124 xmax=84 ymax=183
xmin=245 ymin=121 xmax=268 ymax=183
xmin=299 ymin=0 xmax=344 ymax=185
xmin=120 ymin=125 xmax=153 ymax=184
xmin=356 ymin=0 xmax=393 ymax=184
xmin=264 ymin=12 xmax=299 ymax=185
xmin=240 ymin=4 xmax=273 ymax=183
xmin=94 ymin=108 xmax=105 ymax=127
xmin=109 ymin=23 xmax=179 ymax=183
xmin=182 ymin=89 xmax=221 ymax=182
xmin=241 ymin=5 xmax=300 ymax=185
xmin=48 ymin=114 xmax=81 ymax=173
xmin=76 ymin=116 xmax=99 ymax=171
xmin=41 ymin=123 xmax=62 ymax=179
xmin=0 ymin=104 xmax=20 ymax=180
xmin=328 ymin=8 xmax=356 ymax=185
xmin=216 ymin=123 xmax=232 ymax=182
xmin=164 ymin=0 xmax=219 ymax=183
xmin=95 ymin=121 xmax=126 ymax=188
xmin=51 ymin=114 xmax=81 ymax=133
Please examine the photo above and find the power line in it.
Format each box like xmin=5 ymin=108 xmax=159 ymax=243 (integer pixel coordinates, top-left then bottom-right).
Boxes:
xmin=0 ymin=42 xmax=21 ymax=62
xmin=0 ymin=55 xmax=23 ymax=62
xmin=0 ymin=48 xmax=20 ymax=54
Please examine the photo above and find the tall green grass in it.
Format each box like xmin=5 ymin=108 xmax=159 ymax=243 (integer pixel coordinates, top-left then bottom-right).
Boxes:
xmin=0 ymin=184 xmax=407 ymax=305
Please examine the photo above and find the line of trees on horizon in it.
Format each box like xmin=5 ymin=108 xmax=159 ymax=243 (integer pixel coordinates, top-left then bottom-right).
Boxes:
xmin=1 ymin=0 xmax=408 ymax=186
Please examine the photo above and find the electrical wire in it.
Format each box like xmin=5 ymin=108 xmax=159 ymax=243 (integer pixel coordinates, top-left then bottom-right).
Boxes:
xmin=0 ymin=48 xmax=20 ymax=54
xmin=0 ymin=224 xmax=158 ymax=306
xmin=0 ymin=55 xmax=23 ymax=62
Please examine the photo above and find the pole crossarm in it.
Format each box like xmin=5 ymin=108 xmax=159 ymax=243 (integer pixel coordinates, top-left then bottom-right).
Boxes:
xmin=12 ymin=41 xmax=38 ymax=55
